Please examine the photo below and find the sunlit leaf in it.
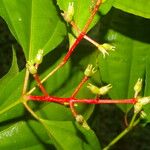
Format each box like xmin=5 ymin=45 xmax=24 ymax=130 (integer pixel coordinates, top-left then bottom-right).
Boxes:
xmin=113 ymin=0 xmax=150 ymax=19
xmin=57 ymin=0 xmax=112 ymax=45
xmin=42 ymin=119 xmax=101 ymax=150
xmin=0 ymin=48 xmax=24 ymax=124
xmin=0 ymin=120 xmax=53 ymax=149
xmin=0 ymin=0 xmax=66 ymax=60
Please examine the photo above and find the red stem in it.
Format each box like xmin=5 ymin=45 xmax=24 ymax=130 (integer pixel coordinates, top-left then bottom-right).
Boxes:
xmin=71 ymin=76 xmax=89 ymax=98
xmin=27 ymin=95 xmax=137 ymax=105
xmin=82 ymin=0 xmax=102 ymax=33
xmin=28 ymin=95 xmax=137 ymax=117
xmin=33 ymin=74 xmax=49 ymax=96
xmin=63 ymin=32 xmax=85 ymax=62
xmin=63 ymin=0 xmax=102 ymax=63
xmin=70 ymin=101 xmax=78 ymax=117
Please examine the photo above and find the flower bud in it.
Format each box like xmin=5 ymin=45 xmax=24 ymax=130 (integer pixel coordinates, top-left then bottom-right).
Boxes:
xmin=134 ymin=102 xmax=142 ymax=114
xmin=84 ymin=64 xmax=97 ymax=77
xmin=134 ymin=78 xmax=142 ymax=98
xmin=134 ymin=96 xmax=150 ymax=114
xmin=102 ymin=43 xmax=115 ymax=51
xmin=140 ymin=111 xmax=147 ymax=119
xmin=98 ymin=43 xmax=115 ymax=58
xmin=87 ymin=83 xmax=100 ymax=95
xmin=61 ymin=2 xmax=74 ymax=22
xmin=138 ymin=96 xmax=150 ymax=105
xmin=34 ymin=49 xmax=44 ymax=65
xmin=76 ymin=115 xmax=90 ymax=130
xmin=76 ymin=115 xmax=84 ymax=124
xmin=26 ymin=61 xmax=37 ymax=74
xmin=87 ymin=83 xmax=112 ymax=95
xmin=99 ymin=84 xmax=112 ymax=95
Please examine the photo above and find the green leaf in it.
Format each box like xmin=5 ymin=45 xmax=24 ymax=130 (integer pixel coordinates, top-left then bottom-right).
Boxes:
xmin=0 ymin=0 xmax=66 ymax=60
xmin=0 ymin=48 xmax=18 ymax=98
xmin=0 ymin=119 xmax=101 ymax=150
xmin=113 ymin=0 xmax=150 ymax=19
xmin=41 ymin=119 xmax=101 ymax=150
xmin=98 ymin=8 xmax=150 ymax=112
xmin=0 ymin=120 xmax=53 ymax=149
xmin=142 ymin=61 xmax=150 ymax=123
xmin=0 ymin=48 xmax=24 ymax=124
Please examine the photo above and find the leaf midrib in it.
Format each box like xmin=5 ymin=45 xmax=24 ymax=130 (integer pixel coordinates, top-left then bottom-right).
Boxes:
xmin=28 ymin=0 xmax=33 ymax=60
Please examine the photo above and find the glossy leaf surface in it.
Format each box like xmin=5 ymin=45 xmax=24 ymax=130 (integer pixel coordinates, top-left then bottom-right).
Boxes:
xmin=98 ymin=8 xmax=150 ymax=112
xmin=42 ymin=120 xmax=101 ymax=150
xmin=0 ymin=0 xmax=66 ymax=60
xmin=0 ymin=49 xmax=24 ymax=124
xmin=113 ymin=0 xmax=150 ymax=19
xmin=57 ymin=0 xmax=113 ymax=45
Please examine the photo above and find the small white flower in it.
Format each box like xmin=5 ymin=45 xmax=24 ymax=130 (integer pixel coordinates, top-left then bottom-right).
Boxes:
xmin=26 ymin=61 xmax=37 ymax=74
xmin=98 ymin=43 xmax=115 ymax=58
xmin=134 ymin=102 xmax=142 ymax=114
xmin=84 ymin=64 xmax=97 ymax=77
xmin=87 ymin=83 xmax=100 ymax=95
xmin=138 ymin=96 xmax=150 ymax=105
xmin=61 ymin=2 xmax=74 ymax=22
xmin=87 ymin=83 xmax=112 ymax=95
xmin=34 ymin=49 xmax=44 ymax=65
xmin=99 ymin=84 xmax=112 ymax=95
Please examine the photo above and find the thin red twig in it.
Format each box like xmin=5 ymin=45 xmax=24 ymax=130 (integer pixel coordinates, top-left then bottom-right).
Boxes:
xmin=63 ymin=32 xmax=85 ymax=62
xmin=82 ymin=0 xmax=102 ymax=33
xmin=70 ymin=21 xmax=100 ymax=48
xmin=33 ymin=74 xmax=49 ymax=96
xmin=69 ymin=101 xmax=78 ymax=117
xmin=28 ymin=95 xmax=137 ymax=117
xmin=71 ymin=76 xmax=89 ymax=98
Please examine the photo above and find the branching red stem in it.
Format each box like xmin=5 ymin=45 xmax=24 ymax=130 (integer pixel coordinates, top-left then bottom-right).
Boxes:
xmin=27 ymin=95 xmax=137 ymax=105
xmin=70 ymin=21 xmax=100 ymax=47
xmin=28 ymin=0 xmax=102 ymax=94
xmin=63 ymin=0 xmax=102 ymax=63
xmin=63 ymin=32 xmax=85 ymax=62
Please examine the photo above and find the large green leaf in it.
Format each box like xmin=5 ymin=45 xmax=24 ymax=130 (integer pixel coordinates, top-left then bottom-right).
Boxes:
xmin=0 ymin=49 xmax=18 ymax=104
xmin=41 ymin=120 xmax=101 ymax=150
xmin=98 ymin=8 xmax=150 ymax=112
xmin=0 ymin=0 xmax=66 ymax=60
xmin=0 ymin=119 xmax=101 ymax=150
xmin=0 ymin=49 xmax=24 ymax=124
xmin=113 ymin=0 xmax=150 ymax=19
xmin=0 ymin=120 xmax=52 ymax=149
